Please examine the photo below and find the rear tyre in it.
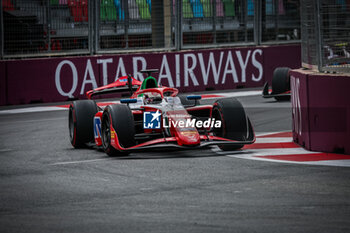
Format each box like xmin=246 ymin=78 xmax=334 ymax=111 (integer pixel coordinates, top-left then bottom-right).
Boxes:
xmin=272 ymin=67 xmax=291 ymax=101
xmin=212 ymin=97 xmax=248 ymax=151
xmin=69 ymin=100 xmax=98 ymax=148
xmin=101 ymin=104 xmax=135 ymax=156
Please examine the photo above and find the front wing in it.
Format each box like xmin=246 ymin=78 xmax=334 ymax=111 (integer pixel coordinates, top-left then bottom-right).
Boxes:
xmin=262 ymin=82 xmax=291 ymax=98
xmin=110 ymin=119 xmax=255 ymax=152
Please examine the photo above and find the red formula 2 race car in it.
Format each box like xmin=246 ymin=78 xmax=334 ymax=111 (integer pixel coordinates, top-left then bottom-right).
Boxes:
xmin=69 ymin=69 xmax=255 ymax=156
xmin=262 ymin=67 xmax=291 ymax=101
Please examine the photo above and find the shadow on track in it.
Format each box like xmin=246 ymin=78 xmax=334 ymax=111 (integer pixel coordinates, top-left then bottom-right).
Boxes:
xmin=109 ymin=148 xmax=229 ymax=160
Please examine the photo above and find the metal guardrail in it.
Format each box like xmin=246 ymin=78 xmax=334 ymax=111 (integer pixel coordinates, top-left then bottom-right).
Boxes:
xmin=301 ymin=0 xmax=350 ymax=73
xmin=1 ymin=0 xmax=301 ymax=59
xmin=2 ymin=0 xmax=90 ymax=56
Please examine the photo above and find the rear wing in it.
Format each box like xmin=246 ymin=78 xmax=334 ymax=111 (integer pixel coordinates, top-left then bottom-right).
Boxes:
xmin=86 ymin=75 xmax=142 ymax=99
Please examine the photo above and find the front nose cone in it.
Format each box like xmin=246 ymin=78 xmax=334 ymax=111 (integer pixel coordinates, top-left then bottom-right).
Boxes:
xmin=177 ymin=130 xmax=200 ymax=146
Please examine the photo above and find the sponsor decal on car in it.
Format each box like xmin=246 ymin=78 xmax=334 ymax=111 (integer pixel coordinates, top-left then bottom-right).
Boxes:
xmin=111 ymin=130 xmax=116 ymax=139
xmin=180 ymin=131 xmax=198 ymax=137
xmin=143 ymin=111 xmax=221 ymax=129
xmin=163 ymin=118 xmax=221 ymax=128
xmin=143 ymin=111 xmax=162 ymax=129
xmin=93 ymin=117 xmax=102 ymax=138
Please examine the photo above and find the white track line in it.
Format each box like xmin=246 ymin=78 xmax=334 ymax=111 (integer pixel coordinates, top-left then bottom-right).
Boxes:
xmin=224 ymin=148 xmax=319 ymax=157
xmin=216 ymin=131 xmax=350 ymax=167
xmin=255 ymin=131 xmax=289 ymax=137
xmin=0 ymin=117 xmax=66 ymax=124
xmin=0 ymin=90 xmax=262 ymax=115
xmin=0 ymin=149 xmax=13 ymax=152
xmin=229 ymin=155 xmax=350 ymax=167
xmin=305 ymin=160 xmax=350 ymax=167
xmin=201 ymin=90 xmax=261 ymax=99
xmin=50 ymin=158 xmax=111 ymax=166
xmin=255 ymin=137 xmax=293 ymax=143
xmin=219 ymin=90 xmax=262 ymax=98
xmin=0 ymin=106 xmax=66 ymax=115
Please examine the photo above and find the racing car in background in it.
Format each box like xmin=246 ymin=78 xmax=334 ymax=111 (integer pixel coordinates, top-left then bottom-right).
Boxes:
xmin=262 ymin=67 xmax=291 ymax=101
xmin=69 ymin=69 xmax=255 ymax=156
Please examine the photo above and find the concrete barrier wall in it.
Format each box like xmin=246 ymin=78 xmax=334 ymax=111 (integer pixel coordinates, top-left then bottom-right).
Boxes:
xmin=1 ymin=44 xmax=301 ymax=105
xmin=0 ymin=61 xmax=6 ymax=106
xmin=290 ymin=70 xmax=310 ymax=149
xmin=291 ymin=69 xmax=350 ymax=155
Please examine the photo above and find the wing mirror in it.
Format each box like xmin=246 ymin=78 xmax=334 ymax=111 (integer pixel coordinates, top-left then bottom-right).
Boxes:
xmin=186 ymin=95 xmax=201 ymax=106
xmin=120 ymin=99 xmax=137 ymax=106
xmin=186 ymin=95 xmax=202 ymax=100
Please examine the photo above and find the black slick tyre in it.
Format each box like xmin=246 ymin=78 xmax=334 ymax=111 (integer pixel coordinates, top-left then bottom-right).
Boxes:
xmin=272 ymin=67 xmax=291 ymax=101
xmin=212 ymin=97 xmax=248 ymax=151
xmin=101 ymin=104 xmax=135 ymax=156
xmin=69 ymin=100 xmax=98 ymax=148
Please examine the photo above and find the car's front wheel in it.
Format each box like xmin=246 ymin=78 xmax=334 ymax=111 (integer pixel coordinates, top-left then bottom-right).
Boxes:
xmin=101 ymin=104 xmax=135 ymax=156
xmin=212 ymin=97 xmax=248 ymax=151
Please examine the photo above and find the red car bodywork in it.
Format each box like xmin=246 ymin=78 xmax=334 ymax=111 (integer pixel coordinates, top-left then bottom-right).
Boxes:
xmin=87 ymin=76 xmax=255 ymax=152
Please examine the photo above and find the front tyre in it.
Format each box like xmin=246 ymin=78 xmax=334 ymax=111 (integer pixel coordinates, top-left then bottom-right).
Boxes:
xmin=101 ymin=104 xmax=135 ymax=156
xmin=69 ymin=100 xmax=98 ymax=148
xmin=212 ymin=97 xmax=248 ymax=151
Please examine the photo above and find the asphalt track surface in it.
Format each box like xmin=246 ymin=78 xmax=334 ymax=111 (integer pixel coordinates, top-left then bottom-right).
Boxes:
xmin=1 ymin=92 xmax=350 ymax=233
